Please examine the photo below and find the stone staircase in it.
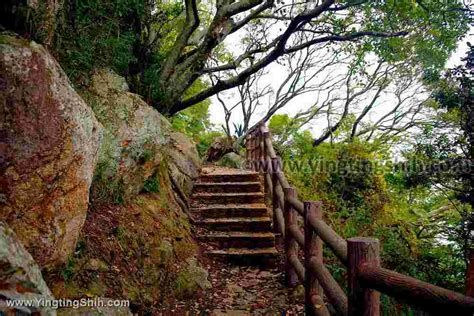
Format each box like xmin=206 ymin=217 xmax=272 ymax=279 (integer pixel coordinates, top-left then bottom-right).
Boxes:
xmin=191 ymin=166 xmax=278 ymax=261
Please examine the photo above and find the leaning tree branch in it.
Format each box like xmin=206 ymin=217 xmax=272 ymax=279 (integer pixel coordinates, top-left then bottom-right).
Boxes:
xmin=168 ymin=0 xmax=337 ymax=114
xmin=159 ymin=0 xmax=200 ymax=83
xmin=285 ymin=30 xmax=409 ymax=53
xmin=173 ymin=27 xmax=407 ymax=114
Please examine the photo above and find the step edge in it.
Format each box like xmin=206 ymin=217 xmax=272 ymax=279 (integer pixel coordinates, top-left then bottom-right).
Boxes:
xmin=194 ymin=181 xmax=261 ymax=185
xmin=205 ymin=248 xmax=278 ymax=255
xmin=196 ymin=217 xmax=272 ymax=223
xmin=197 ymin=233 xmax=275 ymax=238
xmin=192 ymin=192 xmax=265 ymax=196
xmin=190 ymin=205 xmax=268 ymax=211
xmin=200 ymin=172 xmax=259 ymax=176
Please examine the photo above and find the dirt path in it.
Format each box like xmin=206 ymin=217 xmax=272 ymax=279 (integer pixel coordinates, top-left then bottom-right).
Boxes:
xmin=161 ymin=254 xmax=305 ymax=315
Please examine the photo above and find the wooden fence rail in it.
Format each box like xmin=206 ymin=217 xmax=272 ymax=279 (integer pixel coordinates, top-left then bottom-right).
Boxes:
xmin=245 ymin=123 xmax=474 ymax=316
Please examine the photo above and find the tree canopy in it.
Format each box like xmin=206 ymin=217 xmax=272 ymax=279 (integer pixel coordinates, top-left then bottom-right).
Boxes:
xmin=48 ymin=0 xmax=470 ymax=116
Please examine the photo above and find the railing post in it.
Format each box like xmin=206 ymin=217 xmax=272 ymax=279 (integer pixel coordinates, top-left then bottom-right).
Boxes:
xmin=272 ymin=157 xmax=284 ymax=236
xmin=284 ymin=187 xmax=298 ymax=287
xmin=249 ymin=135 xmax=255 ymax=170
xmin=247 ymin=134 xmax=253 ymax=170
xmin=259 ymin=128 xmax=265 ymax=172
xmin=245 ymin=135 xmax=251 ymax=169
xmin=348 ymin=237 xmax=380 ymax=316
xmin=254 ymin=132 xmax=260 ymax=171
xmin=305 ymin=201 xmax=329 ymax=316
xmin=262 ymin=128 xmax=273 ymax=205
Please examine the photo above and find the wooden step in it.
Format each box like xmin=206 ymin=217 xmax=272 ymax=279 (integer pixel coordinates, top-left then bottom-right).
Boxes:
xmin=192 ymin=192 xmax=265 ymax=204
xmin=206 ymin=247 xmax=278 ymax=258
xmin=199 ymin=172 xmax=260 ymax=183
xmin=193 ymin=182 xmax=262 ymax=194
xmin=198 ymin=232 xmax=275 ymax=248
xmin=196 ymin=217 xmax=272 ymax=232
xmin=193 ymin=167 xmax=277 ymax=263
xmin=191 ymin=204 xmax=268 ymax=218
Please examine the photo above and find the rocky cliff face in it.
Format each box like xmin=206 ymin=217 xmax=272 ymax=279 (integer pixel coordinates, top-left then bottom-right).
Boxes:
xmin=45 ymin=69 xmax=206 ymax=313
xmin=81 ymin=68 xmax=200 ymax=206
xmin=1 ymin=35 xmax=207 ymax=314
xmin=0 ymin=35 xmax=103 ymax=269
xmin=82 ymin=69 xmax=172 ymax=203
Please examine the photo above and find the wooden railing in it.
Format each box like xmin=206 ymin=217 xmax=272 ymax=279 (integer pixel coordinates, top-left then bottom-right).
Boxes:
xmin=245 ymin=124 xmax=474 ymax=316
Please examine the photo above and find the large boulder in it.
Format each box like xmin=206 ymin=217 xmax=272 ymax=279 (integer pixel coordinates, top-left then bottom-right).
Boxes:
xmin=43 ymin=70 xmax=204 ymax=313
xmin=83 ymin=69 xmax=200 ymax=203
xmin=0 ymin=35 xmax=103 ymax=268
xmin=0 ymin=222 xmax=56 ymax=315
xmin=216 ymin=152 xmax=244 ymax=169
xmin=205 ymin=136 xmax=237 ymax=162
xmin=163 ymin=131 xmax=201 ymax=203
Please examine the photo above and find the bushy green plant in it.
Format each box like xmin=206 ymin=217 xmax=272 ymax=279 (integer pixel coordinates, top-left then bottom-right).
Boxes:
xmin=142 ymin=174 xmax=160 ymax=193
xmin=269 ymin=117 xmax=466 ymax=304
xmin=61 ymin=258 xmax=76 ymax=282
xmin=55 ymin=0 xmax=144 ymax=83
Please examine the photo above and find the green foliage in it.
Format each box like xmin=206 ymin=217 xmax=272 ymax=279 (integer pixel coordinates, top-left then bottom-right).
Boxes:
xmin=53 ymin=0 xmax=187 ymax=109
xmin=55 ymin=0 xmax=145 ymax=83
xmin=269 ymin=114 xmax=298 ymax=137
xmin=142 ymin=174 xmax=160 ymax=193
xmin=270 ymin=117 xmax=466 ymax=304
xmin=171 ymin=100 xmax=211 ymax=142
xmin=232 ymin=123 xmax=245 ymax=138
xmin=347 ymin=0 xmax=470 ymax=74
xmin=170 ymin=83 xmax=215 ymax=157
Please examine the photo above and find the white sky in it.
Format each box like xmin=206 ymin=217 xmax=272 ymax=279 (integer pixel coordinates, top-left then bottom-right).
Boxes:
xmin=208 ymin=27 xmax=474 ymax=136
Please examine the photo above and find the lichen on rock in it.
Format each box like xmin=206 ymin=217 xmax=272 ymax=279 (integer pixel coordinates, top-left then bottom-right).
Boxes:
xmin=83 ymin=68 xmax=201 ymax=208
xmin=0 ymin=222 xmax=56 ymax=315
xmin=83 ymin=69 xmax=178 ymax=202
xmin=36 ymin=69 xmax=208 ymax=313
xmin=217 ymin=152 xmax=245 ymax=169
xmin=0 ymin=35 xmax=103 ymax=268
xmin=175 ymin=257 xmax=212 ymax=299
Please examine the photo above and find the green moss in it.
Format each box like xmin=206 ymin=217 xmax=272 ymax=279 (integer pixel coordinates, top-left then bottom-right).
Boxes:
xmin=174 ymin=258 xmax=210 ymax=299
xmin=0 ymin=34 xmax=29 ymax=47
xmin=91 ymin=137 xmax=127 ymax=204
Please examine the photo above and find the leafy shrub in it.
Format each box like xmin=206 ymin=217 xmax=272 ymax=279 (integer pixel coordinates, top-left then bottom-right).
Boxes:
xmin=268 ymin=117 xmax=466 ymax=300
xmin=54 ymin=0 xmax=143 ymax=84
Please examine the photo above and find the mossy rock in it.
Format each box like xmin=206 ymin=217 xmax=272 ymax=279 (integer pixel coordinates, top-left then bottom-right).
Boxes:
xmin=85 ymin=69 xmax=171 ymax=202
xmin=216 ymin=152 xmax=244 ymax=169
xmin=174 ymin=258 xmax=211 ymax=298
